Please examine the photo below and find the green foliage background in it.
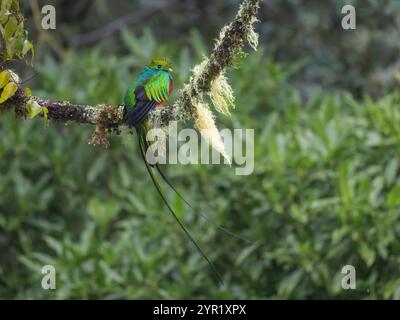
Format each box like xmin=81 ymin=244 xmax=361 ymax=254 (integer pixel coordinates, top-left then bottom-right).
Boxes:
xmin=1 ymin=0 xmax=400 ymax=299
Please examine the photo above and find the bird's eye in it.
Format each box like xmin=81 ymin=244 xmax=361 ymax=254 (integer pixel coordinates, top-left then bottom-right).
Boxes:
xmin=157 ymin=65 xmax=162 ymax=69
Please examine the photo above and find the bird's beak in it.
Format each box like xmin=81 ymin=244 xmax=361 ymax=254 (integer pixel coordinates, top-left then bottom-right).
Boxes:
xmin=168 ymin=67 xmax=173 ymax=73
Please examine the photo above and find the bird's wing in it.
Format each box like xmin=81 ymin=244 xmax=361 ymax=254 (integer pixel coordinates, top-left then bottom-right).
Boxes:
xmin=144 ymin=72 xmax=171 ymax=103
xmin=124 ymin=72 xmax=171 ymax=127
xmin=124 ymin=85 xmax=158 ymax=127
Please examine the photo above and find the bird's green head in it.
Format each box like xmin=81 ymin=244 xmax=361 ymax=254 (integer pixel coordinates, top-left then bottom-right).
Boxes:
xmin=147 ymin=57 xmax=173 ymax=73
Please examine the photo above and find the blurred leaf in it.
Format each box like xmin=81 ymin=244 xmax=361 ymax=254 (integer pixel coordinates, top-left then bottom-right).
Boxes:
xmin=88 ymin=197 xmax=120 ymax=227
xmin=0 ymin=81 xmax=17 ymax=103
xmin=0 ymin=70 xmax=10 ymax=89
xmin=25 ymin=99 xmax=48 ymax=128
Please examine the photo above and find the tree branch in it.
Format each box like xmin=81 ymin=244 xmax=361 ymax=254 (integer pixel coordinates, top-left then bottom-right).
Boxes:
xmin=2 ymin=0 xmax=261 ymax=145
xmin=4 ymin=87 xmax=124 ymax=127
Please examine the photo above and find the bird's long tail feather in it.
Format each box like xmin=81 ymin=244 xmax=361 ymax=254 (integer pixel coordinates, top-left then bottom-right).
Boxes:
xmin=139 ymin=128 xmax=250 ymax=243
xmin=137 ymin=129 xmax=223 ymax=285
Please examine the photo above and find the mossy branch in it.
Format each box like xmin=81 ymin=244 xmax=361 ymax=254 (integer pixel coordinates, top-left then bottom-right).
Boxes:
xmin=5 ymin=88 xmax=124 ymax=126
xmin=1 ymin=0 xmax=261 ymax=147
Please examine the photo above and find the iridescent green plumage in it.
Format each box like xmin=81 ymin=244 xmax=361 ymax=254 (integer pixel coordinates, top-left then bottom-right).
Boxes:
xmin=124 ymin=57 xmax=172 ymax=111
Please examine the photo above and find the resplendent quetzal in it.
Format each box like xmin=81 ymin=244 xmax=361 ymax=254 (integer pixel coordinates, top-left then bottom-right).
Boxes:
xmin=123 ymin=57 xmax=222 ymax=283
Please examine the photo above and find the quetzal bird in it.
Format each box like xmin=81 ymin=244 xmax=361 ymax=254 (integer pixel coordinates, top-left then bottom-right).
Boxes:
xmin=123 ymin=57 xmax=222 ymax=283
